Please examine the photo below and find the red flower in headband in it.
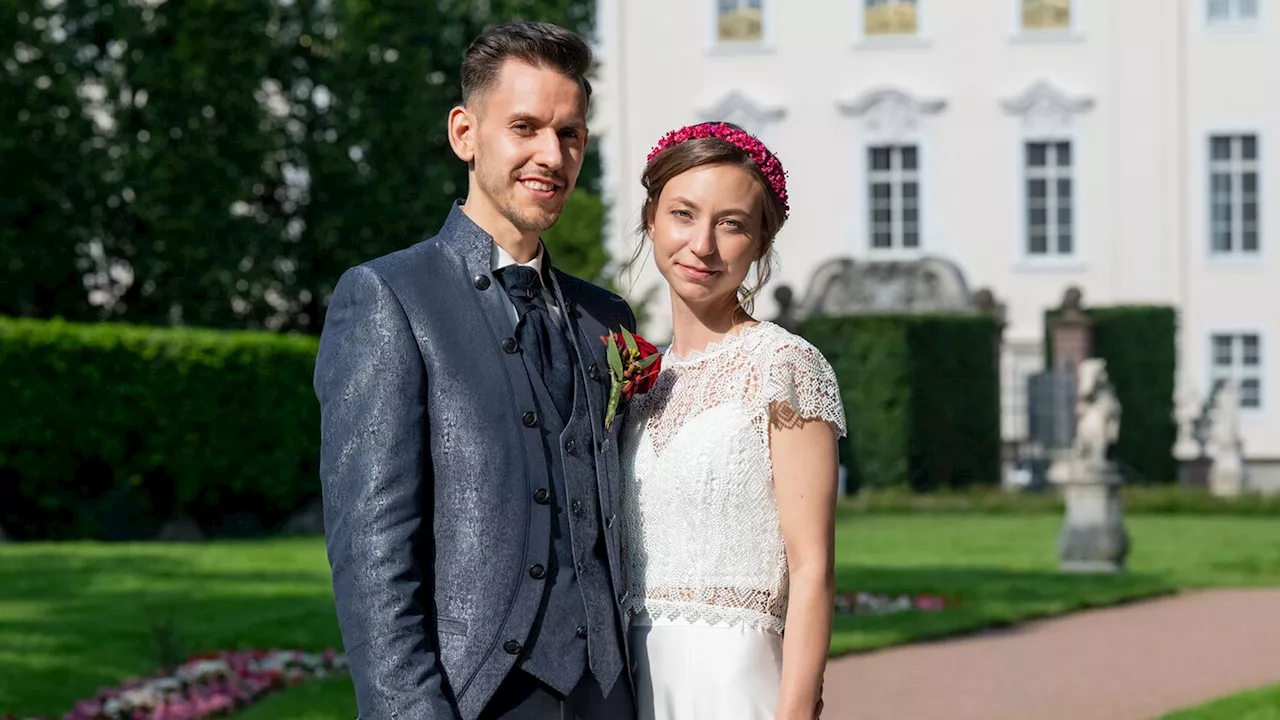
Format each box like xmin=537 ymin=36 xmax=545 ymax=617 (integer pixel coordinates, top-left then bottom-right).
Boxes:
xmin=646 ymin=122 xmax=790 ymax=218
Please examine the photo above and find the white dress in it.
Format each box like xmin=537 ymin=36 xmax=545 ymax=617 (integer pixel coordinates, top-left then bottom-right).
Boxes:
xmin=619 ymin=322 xmax=847 ymax=720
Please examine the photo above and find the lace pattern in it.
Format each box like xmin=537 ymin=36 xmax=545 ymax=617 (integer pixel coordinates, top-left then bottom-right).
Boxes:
xmin=620 ymin=322 xmax=846 ymax=634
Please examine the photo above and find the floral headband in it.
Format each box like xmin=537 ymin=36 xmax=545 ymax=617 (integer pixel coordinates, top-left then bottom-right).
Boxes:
xmin=646 ymin=121 xmax=790 ymax=219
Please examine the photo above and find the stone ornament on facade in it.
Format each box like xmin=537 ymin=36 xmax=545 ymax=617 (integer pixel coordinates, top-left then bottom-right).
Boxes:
xmin=838 ymin=86 xmax=946 ymax=144
xmin=698 ymin=90 xmax=786 ymax=141
xmin=1001 ymin=79 xmax=1095 ymax=136
xmin=790 ymin=255 xmax=973 ymax=320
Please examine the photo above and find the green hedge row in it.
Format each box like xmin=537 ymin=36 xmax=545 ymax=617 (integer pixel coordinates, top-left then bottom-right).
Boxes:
xmin=802 ymin=314 xmax=1002 ymax=492
xmin=0 ymin=317 xmax=320 ymax=540
xmin=1045 ymin=305 xmax=1178 ymax=483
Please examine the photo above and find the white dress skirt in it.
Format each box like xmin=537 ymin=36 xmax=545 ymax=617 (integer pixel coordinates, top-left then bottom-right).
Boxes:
xmin=628 ymin=612 xmax=784 ymax=720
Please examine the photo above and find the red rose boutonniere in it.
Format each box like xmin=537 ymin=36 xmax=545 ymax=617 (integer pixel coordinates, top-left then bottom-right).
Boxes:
xmin=602 ymin=327 xmax=662 ymax=430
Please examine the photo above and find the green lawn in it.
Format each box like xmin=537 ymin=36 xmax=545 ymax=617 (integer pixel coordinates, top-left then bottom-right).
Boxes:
xmin=1160 ymin=683 xmax=1280 ymax=719
xmin=3 ymin=514 xmax=1279 ymax=718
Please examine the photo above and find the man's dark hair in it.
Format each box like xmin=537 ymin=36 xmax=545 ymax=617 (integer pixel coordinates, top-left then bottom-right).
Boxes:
xmin=461 ymin=20 xmax=594 ymax=106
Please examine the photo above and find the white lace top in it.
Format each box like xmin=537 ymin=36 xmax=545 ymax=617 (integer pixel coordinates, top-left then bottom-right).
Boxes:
xmin=619 ymin=321 xmax=847 ymax=634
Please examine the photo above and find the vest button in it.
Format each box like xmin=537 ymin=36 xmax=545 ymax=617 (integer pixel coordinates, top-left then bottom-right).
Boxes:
xmin=571 ymin=500 xmax=583 ymax=515
xmin=575 ymin=625 xmax=588 ymax=639
xmin=502 ymin=337 xmax=518 ymax=354
xmin=522 ymin=411 xmax=538 ymax=428
xmin=565 ymin=439 xmax=578 ymax=454
xmin=503 ymin=639 xmax=522 ymax=655
xmin=473 ymin=274 xmax=491 ymax=291
xmin=533 ymin=488 xmax=549 ymax=504
xmin=529 ymin=564 xmax=546 ymax=579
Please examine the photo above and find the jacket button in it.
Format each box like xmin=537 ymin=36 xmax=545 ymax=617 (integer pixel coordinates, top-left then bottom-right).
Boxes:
xmin=575 ymin=626 xmax=588 ymax=639
xmin=522 ymin=411 xmax=538 ymax=428
xmin=533 ymin=488 xmax=549 ymax=504
xmin=503 ymin=639 xmax=522 ymax=655
xmin=529 ymin=564 xmax=546 ymax=579
xmin=473 ymin=274 xmax=491 ymax=290
xmin=588 ymin=363 xmax=601 ymax=380
xmin=565 ymin=439 xmax=578 ymax=454
xmin=502 ymin=337 xmax=518 ymax=354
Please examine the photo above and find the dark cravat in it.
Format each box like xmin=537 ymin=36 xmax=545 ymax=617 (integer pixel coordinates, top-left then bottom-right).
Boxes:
xmin=496 ymin=265 xmax=574 ymax=423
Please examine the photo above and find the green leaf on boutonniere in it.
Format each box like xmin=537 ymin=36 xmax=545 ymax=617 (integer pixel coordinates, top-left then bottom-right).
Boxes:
xmin=606 ymin=332 xmax=624 ymax=380
xmin=637 ymin=354 xmax=659 ymax=370
xmin=620 ymin=326 xmax=639 ymax=356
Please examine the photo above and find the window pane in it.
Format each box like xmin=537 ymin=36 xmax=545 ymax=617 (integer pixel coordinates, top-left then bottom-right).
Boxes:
xmin=1055 ymin=142 xmax=1071 ymax=167
xmin=1242 ymin=135 xmax=1258 ymax=160
xmin=1239 ymin=0 xmax=1259 ymax=18
xmin=1241 ymin=378 xmax=1261 ymax=408
xmin=873 ymin=208 xmax=893 ymax=223
xmin=1243 ymin=200 xmax=1257 ymax=222
xmin=1243 ymin=172 xmax=1257 ymax=193
xmin=1213 ymin=228 xmax=1233 ymax=252
xmin=1029 ymin=207 xmax=1047 ymax=227
xmin=903 ymin=230 xmax=919 ymax=248
xmin=1027 ymin=143 xmax=1047 ymax=167
xmin=872 ymin=231 xmax=893 ymax=248
xmin=903 ymin=182 xmax=919 ymax=199
xmin=1212 ymin=335 xmax=1233 ymax=367
xmin=1242 ymin=335 xmax=1260 ymax=365
xmin=1028 ymin=179 xmax=1047 ymax=199
xmin=1211 ymin=136 xmax=1232 ymax=160
xmin=1023 ymin=0 xmax=1071 ymax=31
xmin=903 ymin=206 xmax=919 ymax=224
xmin=1058 ymin=232 xmax=1073 ymax=255
xmin=1028 ymin=231 xmax=1048 ymax=255
xmin=871 ymin=183 xmax=892 ymax=200
xmin=1057 ymin=178 xmax=1073 ymax=200
xmin=747 ymin=0 xmax=762 ymax=8
xmin=865 ymin=0 xmax=918 ymax=36
xmin=718 ymin=3 xmax=763 ymax=42
xmin=1058 ymin=206 xmax=1073 ymax=227
xmin=901 ymin=146 xmax=918 ymax=170
xmin=870 ymin=148 xmax=891 ymax=170
xmin=1243 ymin=228 xmax=1259 ymax=252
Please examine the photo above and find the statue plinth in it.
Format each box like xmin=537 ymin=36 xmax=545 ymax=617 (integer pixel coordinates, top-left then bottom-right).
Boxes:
xmin=1048 ymin=456 xmax=1130 ymax=573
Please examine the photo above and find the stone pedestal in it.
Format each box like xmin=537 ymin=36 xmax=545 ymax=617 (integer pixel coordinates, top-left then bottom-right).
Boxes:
xmin=1049 ymin=457 xmax=1130 ymax=573
xmin=1209 ymin=455 xmax=1245 ymax=498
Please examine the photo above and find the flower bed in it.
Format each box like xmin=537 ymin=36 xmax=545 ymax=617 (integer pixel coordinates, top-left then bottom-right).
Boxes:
xmin=5 ymin=649 xmax=346 ymax=720
xmin=835 ymin=591 xmax=954 ymax=616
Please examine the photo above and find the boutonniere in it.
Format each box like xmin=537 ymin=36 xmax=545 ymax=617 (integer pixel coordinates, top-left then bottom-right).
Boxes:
xmin=601 ymin=327 xmax=662 ymax=430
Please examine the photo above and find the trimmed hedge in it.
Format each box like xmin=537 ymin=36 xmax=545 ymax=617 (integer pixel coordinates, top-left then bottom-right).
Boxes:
xmin=802 ymin=314 xmax=1002 ymax=492
xmin=1045 ymin=305 xmax=1178 ymax=483
xmin=0 ymin=317 xmax=320 ymax=540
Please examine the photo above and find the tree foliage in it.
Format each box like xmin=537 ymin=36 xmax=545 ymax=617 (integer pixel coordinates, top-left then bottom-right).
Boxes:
xmin=0 ymin=0 xmax=603 ymax=333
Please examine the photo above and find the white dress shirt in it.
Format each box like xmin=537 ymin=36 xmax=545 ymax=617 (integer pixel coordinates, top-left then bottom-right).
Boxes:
xmin=491 ymin=242 xmax=564 ymax=330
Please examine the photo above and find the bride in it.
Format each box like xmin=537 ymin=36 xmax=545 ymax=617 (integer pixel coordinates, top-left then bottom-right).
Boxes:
xmin=619 ymin=122 xmax=846 ymax=720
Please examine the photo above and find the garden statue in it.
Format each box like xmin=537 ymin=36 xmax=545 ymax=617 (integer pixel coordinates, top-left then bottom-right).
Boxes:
xmin=1207 ymin=379 xmax=1246 ymax=497
xmin=1072 ymin=358 xmax=1122 ymax=468
xmin=1048 ymin=358 xmax=1130 ymax=573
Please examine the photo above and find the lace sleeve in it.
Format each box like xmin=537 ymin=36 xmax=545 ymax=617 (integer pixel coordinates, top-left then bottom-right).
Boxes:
xmin=762 ymin=337 xmax=847 ymax=438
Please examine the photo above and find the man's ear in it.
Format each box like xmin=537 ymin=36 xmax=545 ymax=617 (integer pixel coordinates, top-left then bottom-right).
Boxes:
xmin=448 ymin=105 xmax=476 ymax=163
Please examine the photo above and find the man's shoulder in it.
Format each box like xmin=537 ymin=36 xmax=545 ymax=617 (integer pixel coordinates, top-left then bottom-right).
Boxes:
xmin=348 ymin=232 xmax=456 ymax=288
xmin=555 ymin=272 xmax=634 ymax=327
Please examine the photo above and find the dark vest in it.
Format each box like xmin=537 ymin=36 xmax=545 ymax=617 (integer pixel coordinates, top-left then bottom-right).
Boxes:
xmin=516 ymin=297 xmax=625 ymax=697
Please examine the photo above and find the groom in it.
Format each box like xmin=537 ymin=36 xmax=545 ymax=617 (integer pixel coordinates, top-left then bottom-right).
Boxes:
xmin=314 ymin=21 xmax=637 ymax=720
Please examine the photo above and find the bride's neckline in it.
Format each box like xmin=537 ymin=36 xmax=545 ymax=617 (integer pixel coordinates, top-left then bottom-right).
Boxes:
xmin=662 ymin=322 xmax=774 ymax=366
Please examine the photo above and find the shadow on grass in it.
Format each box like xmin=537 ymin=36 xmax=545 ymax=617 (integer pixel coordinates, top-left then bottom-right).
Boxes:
xmin=0 ymin=547 xmax=343 ymax=718
xmin=829 ymin=563 xmax=1176 ymax=655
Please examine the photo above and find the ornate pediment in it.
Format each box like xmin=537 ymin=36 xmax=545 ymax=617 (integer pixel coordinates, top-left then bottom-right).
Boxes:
xmin=1001 ymin=80 xmax=1094 ymax=135
xmin=699 ymin=90 xmax=786 ymax=134
xmin=837 ymin=87 xmax=946 ymax=143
